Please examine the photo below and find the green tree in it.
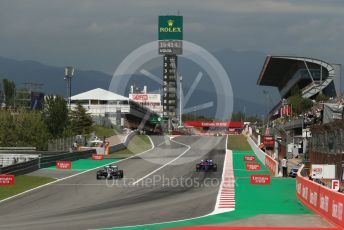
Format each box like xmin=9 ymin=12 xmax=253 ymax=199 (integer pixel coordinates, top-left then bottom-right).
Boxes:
xmin=315 ymin=92 xmax=328 ymax=102
xmin=246 ymin=115 xmax=262 ymax=123
xmin=231 ymin=112 xmax=245 ymax=122
xmin=0 ymin=111 xmax=16 ymax=146
xmin=14 ymin=111 xmax=49 ymax=149
xmin=2 ymin=78 xmax=16 ymax=107
xmin=0 ymin=110 xmax=49 ymax=150
xmin=286 ymin=84 xmax=314 ymax=115
xmin=182 ymin=113 xmax=213 ymax=121
xmin=288 ymin=95 xmax=314 ymax=115
xmin=69 ymin=102 xmax=93 ymax=135
xmin=42 ymin=96 xmax=69 ymax=137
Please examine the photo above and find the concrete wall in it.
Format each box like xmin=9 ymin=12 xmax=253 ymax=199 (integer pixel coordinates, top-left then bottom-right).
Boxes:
xmin=248 ymin=136 xmax=279 ymax=176
xmin=0 ymin=154 xmax=39 ymax=167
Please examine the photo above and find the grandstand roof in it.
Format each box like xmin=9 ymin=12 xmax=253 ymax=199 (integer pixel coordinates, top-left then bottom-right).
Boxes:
xmin=257 ymin=56 xmax=330 ymax=88
xmin=71 ymin=88 xmax=129 ymax=101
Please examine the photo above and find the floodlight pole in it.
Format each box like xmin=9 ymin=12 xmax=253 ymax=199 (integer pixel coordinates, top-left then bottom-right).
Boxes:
xmin=179 ymin=75 xmax=183 ymax=127
xmin=64 ymin=66 xmax=74 ymax=109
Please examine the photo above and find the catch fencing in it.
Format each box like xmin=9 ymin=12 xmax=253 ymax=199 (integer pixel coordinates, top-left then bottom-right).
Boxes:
xmin=48 ymin=137 xmax=75 ymax=152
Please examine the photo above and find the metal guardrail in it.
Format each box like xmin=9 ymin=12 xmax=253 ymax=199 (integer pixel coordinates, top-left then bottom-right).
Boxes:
xmin=0 ymin=159 xmax=40 ymax=176
xmin=0 ymin=154 xmax=39 ymax=167
xmin=0 ymin=147 xmax=36 ymax=151
xmin=0 ymin=149 xmax=96 ymax=176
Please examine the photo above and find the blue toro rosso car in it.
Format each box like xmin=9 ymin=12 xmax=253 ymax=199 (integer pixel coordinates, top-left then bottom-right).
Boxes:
xmin=196 ymin=159 xmax=217 ymax=172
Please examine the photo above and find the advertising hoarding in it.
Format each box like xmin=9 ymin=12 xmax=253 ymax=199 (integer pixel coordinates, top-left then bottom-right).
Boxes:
xmin=244 ymin=155 xmax=256 ymax=161
xmin=280 ymin=104 xmax=292 ymax=117
xmin=263 ymin=136 xmax=275 ymax=146
xmin=56 ymin=161 xmax=72 ymax=170
xmin=129 ymin=94 xmax=161 ymax=103
xmin=311 ymin=164 xmax=336 ymax=179
xmin=183 ymin=121 xmax=244 ymax=128
xmin=158 ymin=16 xmax=183 ymax=40
xmin=265 ymin=155 xmax=278 ymax=176
xmin=0 ymin=175 xmax=15 ymax=185
xmin=250 ymin=174 xmax=270 ymax=185
xmin=92 ymin=154 xmax=104 ymax=160
xmin=246 ymin=163 xmax=261 ymax=171
xmin=296 ymin=174 xmax=344 ymax=228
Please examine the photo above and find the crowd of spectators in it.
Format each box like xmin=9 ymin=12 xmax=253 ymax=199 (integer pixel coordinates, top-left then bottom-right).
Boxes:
xmin=298 ymin=103 xmax=323 ymax=125
xmin=302 ymin=96 xmax=344 ymax=125
xmin=273 ymin=95 xmax=344 ymax=127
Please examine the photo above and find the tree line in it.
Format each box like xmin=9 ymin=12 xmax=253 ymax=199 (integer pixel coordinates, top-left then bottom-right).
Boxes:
xmin=0 ymin=95 xmax=93 ymax=150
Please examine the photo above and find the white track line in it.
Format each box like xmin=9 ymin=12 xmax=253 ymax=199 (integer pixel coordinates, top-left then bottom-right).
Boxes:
xmin=96 ymin=135 xmax=232 ymax=230
xmin=131 ymin=138 xmax=191 ymax=185
xmin=0 ymin=136 xmax=155 ymax=204
xmin=211 ymin=135 xmax=236 ymax=214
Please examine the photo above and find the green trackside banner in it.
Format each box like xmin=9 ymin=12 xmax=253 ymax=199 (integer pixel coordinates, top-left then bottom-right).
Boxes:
xmin=158 ymin=16 xmax=183 ymax=40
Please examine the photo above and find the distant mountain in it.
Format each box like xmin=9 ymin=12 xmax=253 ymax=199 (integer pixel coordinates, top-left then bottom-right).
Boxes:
xmin=0 ymin=50 xmax=280 ymax=117
xmin=0 ymin=57 xmax=111 ymax=96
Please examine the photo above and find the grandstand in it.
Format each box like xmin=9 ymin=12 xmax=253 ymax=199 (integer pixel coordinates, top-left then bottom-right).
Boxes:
xmin=258 ymin=56 xmax=341 ymax=128
xmin=258 ymin=56 xmax=341 ymax=99
xmin=254 ymin=55 xmax=344 ymax=183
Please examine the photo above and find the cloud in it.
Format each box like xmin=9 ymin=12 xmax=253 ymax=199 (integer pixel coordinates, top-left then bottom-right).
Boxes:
xmin=0 ymin=0 xmax=343 ymax=75
xmin=194 ymin=0 xmax=344 ymax=14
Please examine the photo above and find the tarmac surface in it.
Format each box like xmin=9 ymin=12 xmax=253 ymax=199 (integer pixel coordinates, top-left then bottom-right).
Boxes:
xmin=0 ymin=136 xmax=225 ymax=230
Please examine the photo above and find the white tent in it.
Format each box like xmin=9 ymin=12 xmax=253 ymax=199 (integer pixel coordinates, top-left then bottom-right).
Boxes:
xmin=71 ymin=88 xmax=128 ymax=101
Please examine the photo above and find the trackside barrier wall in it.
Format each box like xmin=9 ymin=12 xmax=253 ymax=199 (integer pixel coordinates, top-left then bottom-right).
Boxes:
xmin=123 ymin=131 xmax=137 ymax=147
xmin=108 ymin=131 xmax=138 ymax=154
xmin=0 ymin=149 xmax=96 ymax=176
xmin=0 ymin=132 xmax=138 ymax=176
xmin=247 ymin=136 xmax=279 ymax=176
xmin=39 ymin=149 xmax=96 ymax=168
xmin=296 ymin=164 xmax=344 ymax=228
xmin=0 ymin=158 xmax=40 ymax=176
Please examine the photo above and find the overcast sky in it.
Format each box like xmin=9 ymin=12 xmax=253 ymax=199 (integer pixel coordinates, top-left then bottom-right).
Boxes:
xmin=1 ymin=0 xmax=344 ymax=74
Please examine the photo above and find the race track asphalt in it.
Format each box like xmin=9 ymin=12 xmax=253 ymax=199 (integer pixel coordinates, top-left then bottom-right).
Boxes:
xmin=0 ymin=136 xmax=226 ymax=230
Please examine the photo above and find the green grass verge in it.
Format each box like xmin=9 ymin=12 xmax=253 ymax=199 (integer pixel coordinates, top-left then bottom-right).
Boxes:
xmin=233 ymin=150 xmax=311 ymax=216
xmin=93 ymin=125 xmax=116 ymax=137
xmin=227 ymin=135 xmax=251 ymax=151
xmin=106 ymin=135 xmax=152 ymax=157
xmin=0 ymin=175 xmax=55 ymax=201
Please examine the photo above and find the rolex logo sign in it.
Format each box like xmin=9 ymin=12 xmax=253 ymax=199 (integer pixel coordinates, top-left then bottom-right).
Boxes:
xmin=167 ymin=19 xmax=174 ymax=27
xmin=159 ymin=16 xmax=183 ymax=40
